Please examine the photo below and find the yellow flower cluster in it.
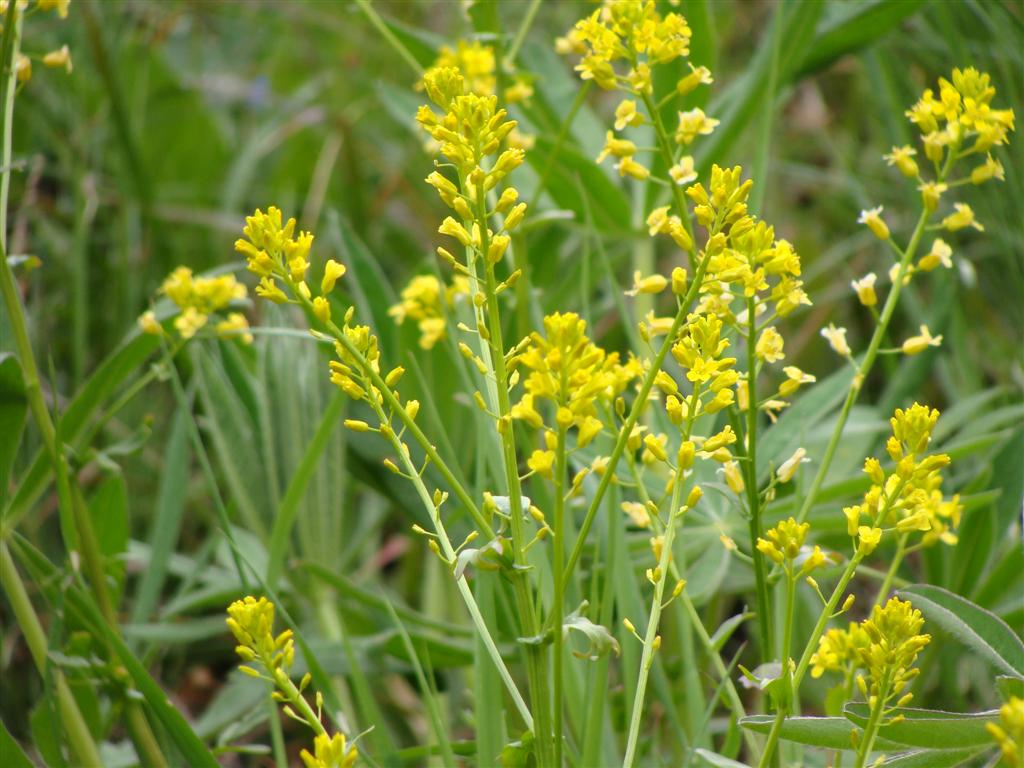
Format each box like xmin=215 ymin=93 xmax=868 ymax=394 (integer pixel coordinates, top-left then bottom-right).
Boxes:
xmin=843 ymin=403 xmax=961 ymax=552
xmin=810 ymin=622 xmax=870 ymax=679
xmin=417 ymin=67 xmax=527 ymax=276
xmin=852 ymin=69 xmax=1014 ymax=311
xmin=562 ymin=2 xmax=715 ymax=181
xmin=811 ymin=597 xmax=930 ymax=714
xmin=854 ymin=597 xmax=931 ymax=707
xmin=686 ymin=166 xmax=810 ymax=319
xmin=140 ymin=266 xmax=251 ymax=343
xmin=512 ymin=312 xmax=619 ymax=468
xmin=906 ymin=67 xmax=1014 ymax=162
xmin=988 ymin=696 xmax=1024 ymax=767
xmin=388 ymin=274 xmax=468 ymax=350
xmin=560 ymin=1 xmax=693 ymax=92
xmin=756 ymin=517 xmax=826 ymax=578
xmin=226 ymin=597 xmax=358 ymax=768
xmin=428 ymin=39 xmax=533 ymax=107
xmin=233 ymin=206 xmax=389 ymax=406
xmin=226 ymin=596 xmax=295 ymax=677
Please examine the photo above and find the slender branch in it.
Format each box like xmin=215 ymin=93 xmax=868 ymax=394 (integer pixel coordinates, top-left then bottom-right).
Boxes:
xmin=353 ymin=0 xmax=424 ymax=78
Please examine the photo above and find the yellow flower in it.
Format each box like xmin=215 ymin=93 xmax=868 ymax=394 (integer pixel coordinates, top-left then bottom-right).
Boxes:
xmin=431 ymin=40 xmax=495 ymax=97
xmin=614 ymin=99 xmax=644 ymax=130
xmin=858 ymin=206 xmax=890 ymax=240
xmin=883 ymin=145 xmax=918 ymax=178
xmin=42 ymin=45 xmax=73 ymax=73
xmin=901 ymin=324 xmax=942 ymax=355
xmin=755 ymin=327 xmax=785 ymax=363
xmin=918 ymin=181 xmax=947 ymax=212
xmin=215 ymin=312 xmax=253 ymax=344
xmin=970 ymin=154 xmax=1005 ymax=184
xmin=321 ymin=259 xmax=347 ymax=294
xmin=778 ymin=366 xmax=815 ymax=398
xmin=810 ymin=623 xmax=870 ymax=679
xmin=857 ymin=526 xmax=882 ymax=555
xmin=137 ymin=310 xmax=162 ymax=336
xmin=675 ymin=107 xmax=719 ymax=145
xmin=617 ymin=155 xmax=650 ymax=180
xmin=821 ymin=323 xmax=851 ymax=357
xmin=721 ymin=460 xmax=744 ymax=495
xmin=15 ymin=54 xmax=31 ymax=84
xmin=528 ymin=448 xmax=556 ymax=478
xmin=851 ymin=272 xmax=878 ymax=307
xmin=300 ymin=732 xmax=358 ymax=768
xmin=777 ymin=448 xmax=808 ymax=483
xmin=626 ymin=271 xmax=668 ymax=296
xmin=941 ymin=202 xmax=984 ymax=232
xmin=917 ymin=239 xmax=952 ymax=271
xmin=669 ymin=156 xmax=697 ymax=185
xmin=987 ymin=696 xmax=1024 ymax=767
xmin=676 ymin=63 xmax=713 ymax=95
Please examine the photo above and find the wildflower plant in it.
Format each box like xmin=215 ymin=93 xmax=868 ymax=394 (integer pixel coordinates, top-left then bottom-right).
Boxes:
xmin=2 ymin=3 xmax=1021 ymax=768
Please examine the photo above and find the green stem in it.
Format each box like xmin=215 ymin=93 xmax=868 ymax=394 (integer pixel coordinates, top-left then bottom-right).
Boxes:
xmin=0 ymin=36 xmax=167 ymax=765
xmin=1 ymin=542 xmax=103 ymax=767
xmin=353 ymin=0 xmax=424 ymax=77
xmin=623 ymin=475 xmax=685 ymax=767
xmin=873 ymin=533 xmax=907 ymax=610
xmin=0 ymin=0 xmax=21 ymax=250
xmin=758 ymin=570 xmax=796 ymax=768
xmin=476 ymin=204 xmax=553 ymax=764
xmin=796 ymin=149 xmax=957 ymax=525
xmin=853 ymin=676 xmax=891 ymax=768
xmin=745 ymin=296 xmax=773 ymax=660
xmin=504 ymin=0 xmax=542 ymax=69
xmin=370 ymin=395 xmax=534 ymax=728
xmin=552 ymin=425 xmax=567 ymax=766
xmin=792 ymin=551 xmax=864 ymax=694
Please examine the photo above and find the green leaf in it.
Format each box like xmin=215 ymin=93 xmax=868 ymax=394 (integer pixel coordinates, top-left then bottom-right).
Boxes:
xmin=843 ymin=704 xmax=999 ymax=749
xmin=897 ymin=584 xmax=1024 ymax=677
xmin=694 ymin=748 xmax=751 ymax=767
xmin=739 ymin=715 xmax=899 ymax=751
xmin=5 ymin=333 xmax=160 ymax=530
xmin=1 ymin=717 xmax=35 ymax=768
xmin=876 ymin=747 xmax=993 ymax=767
xmin=797 ymin=1 xmax=927 ymax=77
xmin=997 ymin=675 xmax=1024 ymax=701
xmin=0 ymin=353 xmax=27 ymax=509
xmin=563 ymin=602 xmax=620 ymax=661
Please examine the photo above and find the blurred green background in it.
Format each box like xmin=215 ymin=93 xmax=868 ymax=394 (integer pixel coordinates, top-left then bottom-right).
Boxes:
xmin=3 ymin=0 xmax=1022 ymax=764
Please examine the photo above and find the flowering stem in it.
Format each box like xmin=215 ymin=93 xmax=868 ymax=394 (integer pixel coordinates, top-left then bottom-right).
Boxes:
xmin=796 ymin=150 xmax=956 ymax=526
xmin=873 ymin=533 xmax=907 ymax=610
xmin=758 ymin=568 xmax=796 ymax=768
xmin=792 ymin=550 xmax=865 ymax=694
xmin=853 ymin=674 xmax=892 ymax=768
xmin=745 ymin=296 xmax=774 ymax=661
xmin=639 ymin=91 xmax=698 ymax=265
xmin=0 ymin=542 xmax=103 ymax=767
xmin=564 ymin=250 xmax=710 ymax=585
xmin=623 ymin=473 xmax=685 ymax=768
xmin=757 ymin=550 xmax=864 ymax=767
xmin=552 ymin=425 xmax=567 ymax=767
xmin=473 ymin=188 xmax=554 ymax=763
xmin=368 ymin=394 xmax=535 ymax=729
